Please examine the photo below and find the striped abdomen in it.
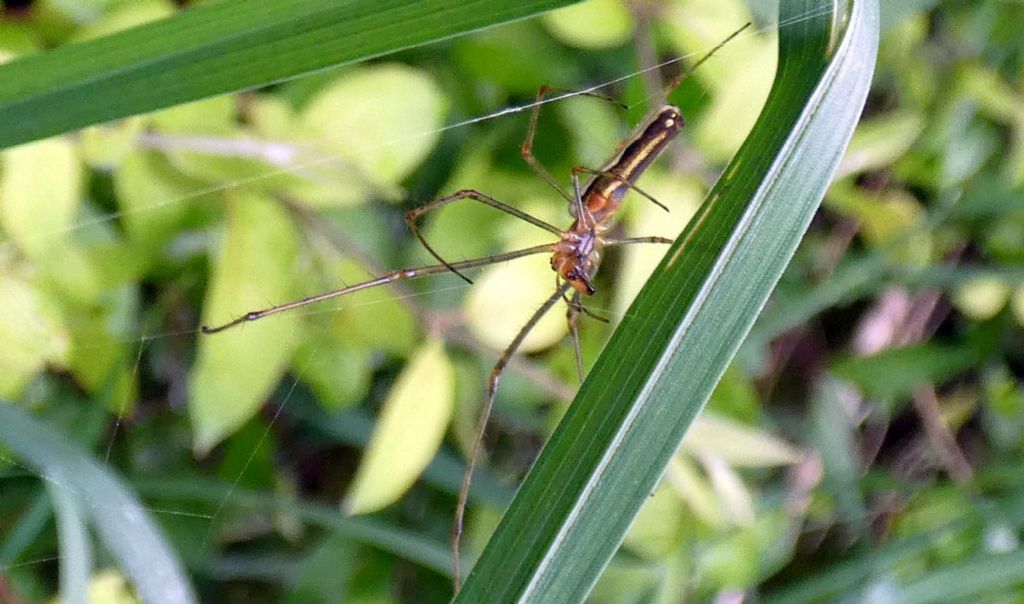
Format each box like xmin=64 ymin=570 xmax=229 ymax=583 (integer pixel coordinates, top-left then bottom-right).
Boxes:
xmin=582 ymin=105 xmax=684 ymax=223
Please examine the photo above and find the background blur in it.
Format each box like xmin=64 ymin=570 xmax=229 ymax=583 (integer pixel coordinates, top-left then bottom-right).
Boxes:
xmin=2 ymin=0 xmax=1024 ymax=602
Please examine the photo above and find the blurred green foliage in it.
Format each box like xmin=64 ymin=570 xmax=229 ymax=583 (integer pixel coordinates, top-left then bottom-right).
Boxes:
xmin=0 ymin=0 xmax=1023 ymax=602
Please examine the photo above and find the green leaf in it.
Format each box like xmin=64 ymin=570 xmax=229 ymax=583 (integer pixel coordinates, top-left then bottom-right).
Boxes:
xmin=0 ymin=0 xmax=580 ymax=149
xmin=345 ymin=339 xmax=455 ymax=514
xmin=143 ymin=97 xmax=310 ymax=196
xmin=557 ymin=95 xmax=624 ymax=168
xmin=285 ymin=536 xmax=357 ymax=604
xmin=0 ymin=22 xmax=37 ymax=58
xmin=835 ymin=108 xmax=926 ymax=178
xmin=453 ymin=21 xmax=580 ymax=95
xmin=296 ymin=336 xmax=372 ymax=411
xmin=287 ymin=400 xmax=516 ymax=509
xmin=769 ymin=534 xmax=1024 ymax=604
xmin=831 ymin=343 xmax=980 ymax=401
xmin=763 ymin=529 xmax=939 ymax=603
xmin=0 ymin=403 xmax=196 ymax=604
xmin=190 ymin=192 xmax=302 ymax=452
xmin=455 ymin=0 xmax=879 ymax=600
xmin=150 ymin=96 xmax=236 ymax=135
xmin=811 ymin=377 xmax=867 ymax=531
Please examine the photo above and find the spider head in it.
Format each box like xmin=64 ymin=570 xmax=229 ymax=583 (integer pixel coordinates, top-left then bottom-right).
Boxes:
xmin=565 ymin=267 xmax=595 ymax=295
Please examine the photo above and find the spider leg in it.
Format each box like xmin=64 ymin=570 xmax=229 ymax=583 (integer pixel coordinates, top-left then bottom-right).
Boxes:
xmin=452 ymin=281 xmax=573 ymax=592
xmin=406 ymin=189 xmax=562 ymax=283
xmin=201 ymin=243 xmax=555 ymax=333
xmin=566 ymin=290 xmax=586 ymax=383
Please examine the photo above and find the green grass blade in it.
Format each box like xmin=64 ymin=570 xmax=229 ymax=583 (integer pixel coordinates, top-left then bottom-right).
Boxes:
xmin=47 ymin=482 xmax=91 ymax=604
xmin=763 ymin=531 xmax=940 ymax=603
xmin=900 ymin=550 xmax=1024 ymax=604
xmin=455 ymin=0 xmax=880 ymax=601
xmin=133 ymin=476 xmax=454 ymax=576
xmin=0 ymin=403 xmax=197 ymax=604
xmin=0 ymin=0 xmax=577 ymax=149
xmin=770 ymin=543 xmax=1024 ymax=604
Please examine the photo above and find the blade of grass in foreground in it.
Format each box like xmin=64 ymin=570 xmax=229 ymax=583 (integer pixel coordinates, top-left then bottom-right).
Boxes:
xmin=0 ymin=403 xmax=196 ymax=604
xmin=455 ymin=0 xmax=880 ymax=601
xmin=0 ymin=0 xmax=578 ymax=149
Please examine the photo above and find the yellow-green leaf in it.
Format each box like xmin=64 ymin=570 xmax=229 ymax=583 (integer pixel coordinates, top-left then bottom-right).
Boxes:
xmin=621 ymin=482 xmax=684 ymax=560
xmin=836 ymin=109 xmax=925 ymax=179
xmin=665 ymin=455 xmax=727 ymax=529
xmin=662 ymin=0 xmax=776 ymax=160
xmin=77 ymin=569 xmax=140 ymax=604
xmin=1012 ymin=285 xmax=1024 ymax=326
xmin=953 ymin=275 xmax=1011 ymax=321
xmin=543 ymin=0 xmax=633 ymax=50
xmin=65 ymin=291 xmax=138 ymax=412
xmin=698 ymin=453 xmax=755 ymax=526
xmin=464 ymin=254 xmax=567 ymax=354
xmin=557 ymin=95 xmax=623 ymax=169
xmin=148 ymin=97 xmax=303 ymax=193
xmin=0 ymin=137 xmax=83 ymax=258
xmin=80 ymin=117 xmax=145 ymax=169
xmin=683 ymin=413 xmax=800 ymax=467
xmin=113 ymin=150 xmax=204 ymax=255
xmin=614 ymin=173 xmax=703 ymax=315
xmin=344 ymin=339 xmax=454 ymax=515
xmin=35 ymin=243 xmax=106 ymax=306
xmin=150 ymin=95 xmax=236 ymax=135
xmin=300 ymin=64 xmax=447 ymax=204
xmin=249 ymin=97 xmax=297 ymax=141
xmin=327 ymin=259 xmax=418 ymax=357
xmin=826 ymin=181 xmax=925 ymax=243
xmin=0 ymin=274 xmax=69 ymax=398
xmin=190 ymin=192 xmax=301 ymax=452
xmin=0 ymin=22 xmax=36 ymax=59
xmin=70 ymin=0 xmax=176 ymax=43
